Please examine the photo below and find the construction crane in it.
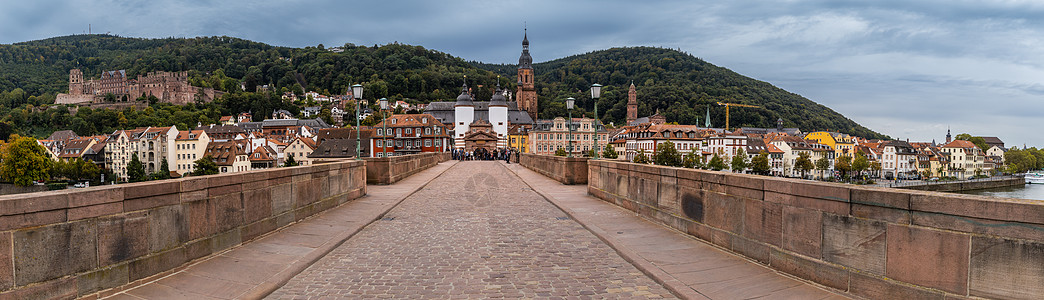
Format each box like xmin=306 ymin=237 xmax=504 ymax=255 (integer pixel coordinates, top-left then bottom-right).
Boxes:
xmin=716 ymin=102 xmax=761 ymax=131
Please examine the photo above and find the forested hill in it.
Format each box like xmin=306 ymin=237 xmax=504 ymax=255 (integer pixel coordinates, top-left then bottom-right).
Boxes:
xmin=0 ymin=35 xmax=886 ymax=139
xmin=475 ymin=47 xmax=886 ymax=140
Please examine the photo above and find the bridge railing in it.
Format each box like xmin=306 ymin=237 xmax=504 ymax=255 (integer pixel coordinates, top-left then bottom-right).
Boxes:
xmin=588 ymin=159 xmax=1044 ymax=299
xmin=0 ymin=159 xmax=366 ymax=299
xmin=519 ymin=154 xmax=589 ymax=185
xmin=363 ymin=152 xmax=451 ymax=185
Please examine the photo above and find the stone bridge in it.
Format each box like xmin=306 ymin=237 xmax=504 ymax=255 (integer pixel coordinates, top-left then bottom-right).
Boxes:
xmin=0 ymin=153 xmax=1040 ymax=299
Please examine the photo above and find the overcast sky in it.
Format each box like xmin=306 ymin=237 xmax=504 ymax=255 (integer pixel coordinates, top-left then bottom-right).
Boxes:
xmin=3 ymin=0 xmax=1044 ymax=146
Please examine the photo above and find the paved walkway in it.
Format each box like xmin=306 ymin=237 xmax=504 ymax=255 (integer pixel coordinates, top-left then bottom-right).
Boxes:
xmin=101 ymin=161 xmax=459 ymax=300
xmin=502 ymin=162 xmax=851 ymax=300
xmin=267 ymin=161 xmax=675 ymax=299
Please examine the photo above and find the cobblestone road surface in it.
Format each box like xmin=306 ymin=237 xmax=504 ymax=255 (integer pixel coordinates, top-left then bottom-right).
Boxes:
xmin=267 ymin=161 xmax=675 ymax=299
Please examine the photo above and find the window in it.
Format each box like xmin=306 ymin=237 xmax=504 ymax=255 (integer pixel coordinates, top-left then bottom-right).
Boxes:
xmin=425 ymin=128 xmax=431 ymax=135
xmin=396 ymin=140 xmax=402 ymax=147
xmin=422 ymin=118 xmax=428 ymax=124
xmin=377 ymin=152 xmax=383 ymax=157
xmin=377 ymin=128 xmax=383 ymax=136
xmin=425 ymin=139 xmax=431 ymax=147
xmin=435 ymin=140 xmax=441 ymax=146
xmin=377 ymin=140 xmax=383 ymax=147
xmin=406 ymin=128 xmax=412 ymax=134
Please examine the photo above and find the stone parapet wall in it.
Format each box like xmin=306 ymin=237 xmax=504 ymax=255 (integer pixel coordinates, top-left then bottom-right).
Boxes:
xmin=520 ymin=154 xmax=588 ymax=185
xmin=0 ymin=160 xmax=366 ymax=299
xmin=898 ymin=177 xmax=1024 ymax=192
xmin=364 ymin=152 xmax=450 ymax=185
xmin=588 ymin=160 xmax=1044 ymax=300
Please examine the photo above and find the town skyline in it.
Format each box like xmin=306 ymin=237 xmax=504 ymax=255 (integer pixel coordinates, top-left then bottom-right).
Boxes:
xmin=3 ymin=1 xmax=1044 ymax=146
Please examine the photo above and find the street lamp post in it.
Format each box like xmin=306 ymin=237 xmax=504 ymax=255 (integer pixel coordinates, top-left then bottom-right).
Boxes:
xmin=590 ymin=84 xmax=602 ymax=159
xmin=380 ymin=97 xmax=389 ymax=158
xmin=352 ymin=84 xmax=364 ymax=160
xmin=566 ymin=97 xmax=575 ymax=158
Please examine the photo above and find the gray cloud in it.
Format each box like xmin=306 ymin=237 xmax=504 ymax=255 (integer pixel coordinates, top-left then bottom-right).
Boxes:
xmin=2 ymin=0 xmax=1043 ymax=146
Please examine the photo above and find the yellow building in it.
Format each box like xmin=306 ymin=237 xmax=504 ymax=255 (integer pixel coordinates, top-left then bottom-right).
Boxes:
xmin=507 ymin=125 xmax=530 ymax=153
xmin=805 ymin=131 xmax=855 ymax=156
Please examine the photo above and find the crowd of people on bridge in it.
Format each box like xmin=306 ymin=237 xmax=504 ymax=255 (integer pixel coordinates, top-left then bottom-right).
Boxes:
xmin=452 ymin=148 xmax=516 ymax=163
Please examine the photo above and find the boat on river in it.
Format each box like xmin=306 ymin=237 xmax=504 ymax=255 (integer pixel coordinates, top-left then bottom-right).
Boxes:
xmin=1026 ymin=172 xmax=1044 ymax=184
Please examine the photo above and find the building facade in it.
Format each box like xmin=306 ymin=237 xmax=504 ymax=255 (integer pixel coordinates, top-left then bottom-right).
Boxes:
xmin=529 ymin=117 xmax=608 ymax=156
xmin=174 ymin=130 xmax=210 ymax=176
xmin=371 ymin=114 xmax=451 ymax=157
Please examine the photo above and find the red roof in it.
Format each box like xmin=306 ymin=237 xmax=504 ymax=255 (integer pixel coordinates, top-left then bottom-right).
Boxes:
xmin=943 ymin=140 xmax=977 ymax=149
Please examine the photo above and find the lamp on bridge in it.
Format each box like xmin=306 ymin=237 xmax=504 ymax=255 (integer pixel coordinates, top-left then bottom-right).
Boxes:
xmin=590 ymin=84 xmax=602 ymax=159
xmin=380 ymin=97 xmax=389 ymax=157
xmin=566 ymin=97 xmax=575 ymax=158
xmin=352 ymin=84 xmax=364 ymax=160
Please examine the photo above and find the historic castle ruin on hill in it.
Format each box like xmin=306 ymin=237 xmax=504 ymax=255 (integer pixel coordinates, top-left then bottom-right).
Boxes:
xmin=56 ymin=69 xmax=223 ymax=105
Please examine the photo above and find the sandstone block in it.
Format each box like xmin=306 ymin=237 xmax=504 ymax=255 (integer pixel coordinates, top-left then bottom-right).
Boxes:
xmin=886 ymin=224 xmax=970 ymax=294
xmin=14 ymin=220 xmax=98 ymax=285
xmin=97 ymin=213 xmax=149 ymax=266
xmin=769 ymin=249 xmax=849 ymax=291
xmin=849 ymin=271 xmax=944 ymax=300
xmin=128 ymin=248 xmax=187 ymax=282
xmin=822 ymin=214 xmax=886 ymax=275
xmin=743 ymin=198 xmax=782 ymax=247
xmin=782 ymin=206 xmax=822 ymax=258
xmin=970 ymin=237 xmax=1044 ymax=299
xmin=147 ymin=206 xmax=186 ymax=253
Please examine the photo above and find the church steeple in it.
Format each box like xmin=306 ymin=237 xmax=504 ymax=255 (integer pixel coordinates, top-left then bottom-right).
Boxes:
xmin=626 ymin=81 xmax=638 ymax=125
xmin=518 ymin=28 xmax=533 ymax=70
xmin=517 ymin=28 xmax=537 ymax=120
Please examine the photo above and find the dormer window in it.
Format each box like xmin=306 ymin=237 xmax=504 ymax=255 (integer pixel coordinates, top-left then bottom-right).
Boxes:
xmin=391 ymin=119 xmax=397 ymax=125
xmin=422 ymin=118 xmax=427 ymax=124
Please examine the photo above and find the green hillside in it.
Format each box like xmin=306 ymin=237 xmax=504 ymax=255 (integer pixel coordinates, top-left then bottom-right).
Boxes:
xmin=0 ymin=35 xmax=886 ymax=140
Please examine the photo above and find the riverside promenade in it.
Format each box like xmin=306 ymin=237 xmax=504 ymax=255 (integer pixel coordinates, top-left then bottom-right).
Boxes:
xmin=103 ymin=161 xmax=848 ymax=299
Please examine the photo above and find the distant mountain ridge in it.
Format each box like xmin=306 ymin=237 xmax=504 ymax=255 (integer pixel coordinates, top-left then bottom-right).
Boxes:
xmin=0 ymin=34 xmax=886 ymax=139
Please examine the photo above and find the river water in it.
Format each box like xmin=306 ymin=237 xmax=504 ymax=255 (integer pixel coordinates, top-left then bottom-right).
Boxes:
xmin=958 ymin=183 xmax=1044 ymax=201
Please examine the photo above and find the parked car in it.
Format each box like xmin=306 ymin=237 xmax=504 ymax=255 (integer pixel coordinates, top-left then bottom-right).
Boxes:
xmin=73 ymin=182 xmax=89 ymax=188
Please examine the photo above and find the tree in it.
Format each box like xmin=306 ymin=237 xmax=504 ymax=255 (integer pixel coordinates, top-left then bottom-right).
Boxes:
xmin=284 ymin=154 xmax=299 ymax=167
xmin=795 ymin=152 xmax=814 ymax=179
xmin=815 ymin=156 xmax=830 ymax=179
xmin=554 ymin=148 xmax=567 ymax=157
xmin=852 ymin=154 xmax=869 ymax=179
xmin=708 ymin=154 xmax=727 ymax=171
xmin=682 ymin=152 xmax=701 ymax=168
xmin=601 ymin=144 xmax=618 ymax=159
xmin=633 ymin=149 xmax=651 ymax=164
xmin=751 ymin=152 xmax=770 ymax=175
xmin=150 ymin=157 xmax=171 ymax=180
xmin=191 ymin=155 xmax=219 ymax=176
xmin=730 ymin=148 xmax=749 ymax=173
xmin=870 ymin=161 xmax=882 ymax=178
xmin=74 ymin=158 xmax=99 ymax=182
xmin=653 ymin=141 xmax=682 ymax=167
xmin=0 ymin=135 xmax=52 ymax=186
xmin=127 ymin=153 xmax=147 ymax=182
xmin=834 ymin=155 xmax=852 ymax=180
